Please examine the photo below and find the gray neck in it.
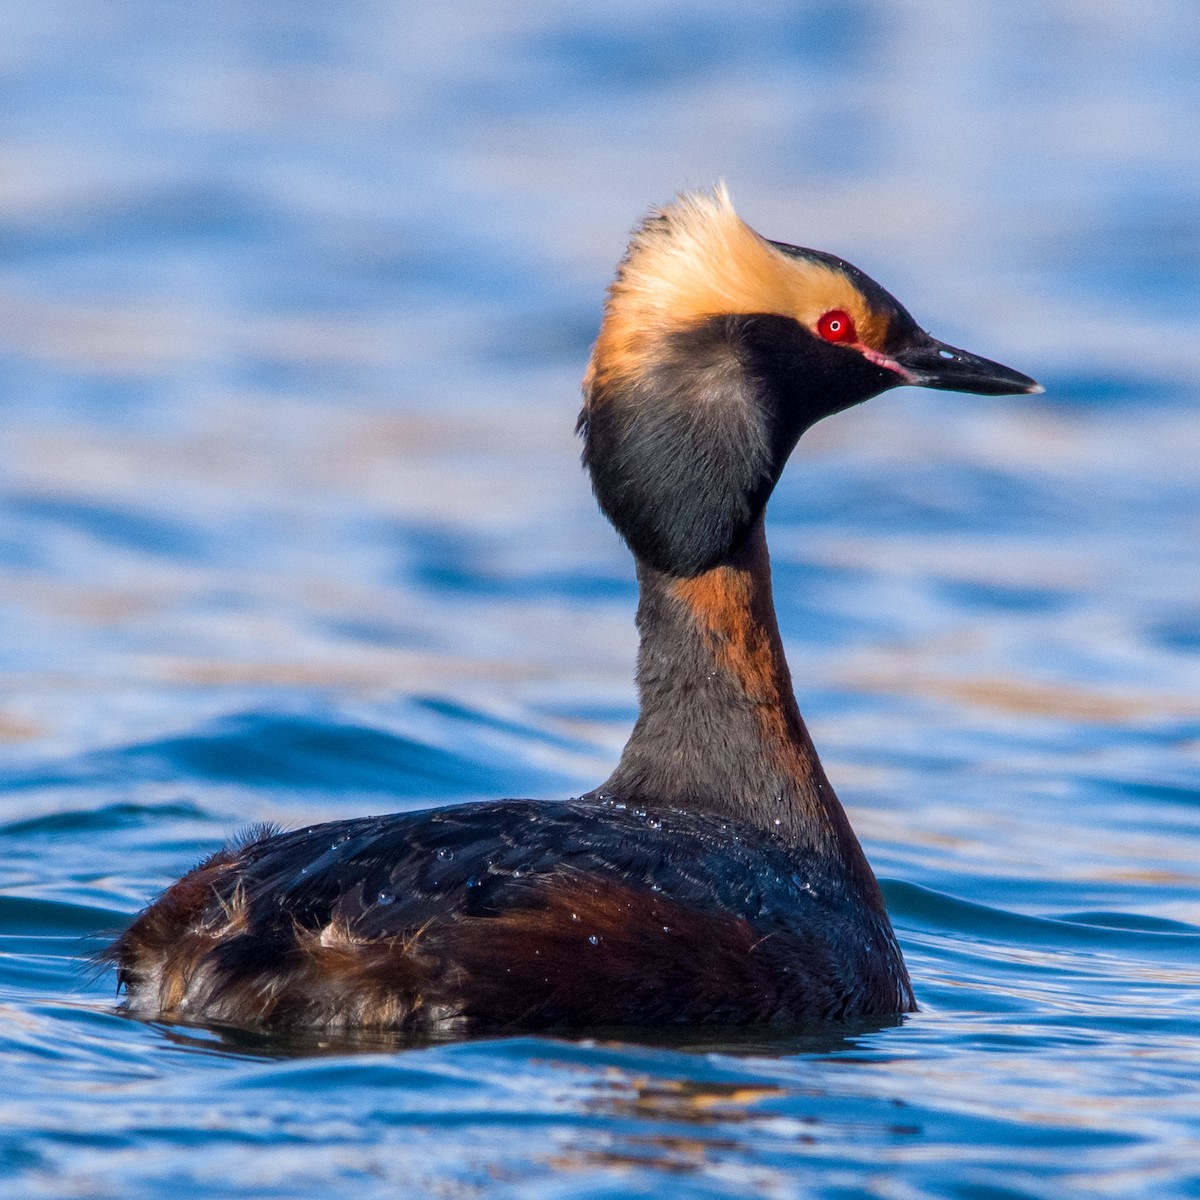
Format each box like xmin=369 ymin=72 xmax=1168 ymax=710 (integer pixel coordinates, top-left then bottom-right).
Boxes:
xmin=591 ymin=521 xmax=881 ymax=893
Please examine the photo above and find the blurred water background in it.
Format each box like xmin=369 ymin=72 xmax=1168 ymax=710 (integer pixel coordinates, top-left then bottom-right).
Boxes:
xmin=0 ymin=1 xmax=1198 ymax=1196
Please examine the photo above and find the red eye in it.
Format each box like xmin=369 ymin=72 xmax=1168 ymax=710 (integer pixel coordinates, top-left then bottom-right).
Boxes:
xmin=817 ymin=310 xmax=856 ymax=343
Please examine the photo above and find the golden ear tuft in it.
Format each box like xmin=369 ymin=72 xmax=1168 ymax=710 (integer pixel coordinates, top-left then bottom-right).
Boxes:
xmin=586 ymin=186 xmax=884 ymax=396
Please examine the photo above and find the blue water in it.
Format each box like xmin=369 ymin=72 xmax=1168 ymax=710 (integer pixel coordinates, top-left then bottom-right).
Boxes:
xmin=2 ymin=2 xmax=1199 ymax=1196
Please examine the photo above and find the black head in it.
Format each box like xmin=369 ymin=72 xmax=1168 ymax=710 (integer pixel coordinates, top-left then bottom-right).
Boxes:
xmin=579 ymin=188 xmax=1040 ymax=576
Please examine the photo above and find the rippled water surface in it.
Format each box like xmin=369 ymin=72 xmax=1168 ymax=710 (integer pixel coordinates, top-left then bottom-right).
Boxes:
xmin=1 ymin=2 xmax=1199 ymax=1197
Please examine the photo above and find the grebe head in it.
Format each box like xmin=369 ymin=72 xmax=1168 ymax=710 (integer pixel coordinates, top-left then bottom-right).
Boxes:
xmin=579 ymin=185 xmax=1041 ymax=576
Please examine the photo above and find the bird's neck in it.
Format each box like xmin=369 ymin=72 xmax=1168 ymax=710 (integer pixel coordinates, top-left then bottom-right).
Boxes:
xmin=595 ymin=520 xmax=880 ymax=887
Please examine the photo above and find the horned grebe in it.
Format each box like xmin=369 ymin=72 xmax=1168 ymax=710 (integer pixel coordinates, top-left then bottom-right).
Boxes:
xmin=107 ymin=188 xmax=1039 ymax=1031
